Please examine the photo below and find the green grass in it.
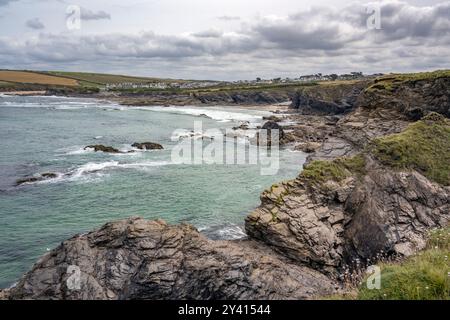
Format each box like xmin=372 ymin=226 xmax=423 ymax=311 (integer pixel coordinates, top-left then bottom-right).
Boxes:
xmin=366 ymin=69 xmax=450 ymax=93
xmin=300 ymin=154 xmax=366 ymax=184
xmin=357 ymin=227 xmax=450 ymax=300
xmin=45 ymin=71 xmax=171 ymax=86
xmin=371 ymin=112 xmax=450 ymax=185
xmin=0 ymin=81 xmax=15 ymax=88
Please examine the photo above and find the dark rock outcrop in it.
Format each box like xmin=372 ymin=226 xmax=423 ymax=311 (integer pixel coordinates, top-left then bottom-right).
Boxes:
xmin=358 ymin=75 xmax=450 ymax=119
xmin=290 ymin=81 xmax=369 ymax=115
xmin=261 ymin=120 xmax=284 ymax=137
xmin=16 ymin=172 xmax=58 ymax=186
xmin=253 ymin=121 xmax=286 ymax=146
xmin=245 ymin=157 xmax=449 ymax=274
xmin=118 ymin=90 xmax=293 ymax=106
xmin=1 ymin=218 xmax=336 ymax=300
xmin=131 ymin=142 xmax=164 ymax=150
xmin=85 ymin=145 xmax=121 ymax=153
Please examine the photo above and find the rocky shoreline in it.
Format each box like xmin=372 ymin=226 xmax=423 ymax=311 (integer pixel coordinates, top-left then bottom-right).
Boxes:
xmin=1 ymin=72 xmax=449 ymax=300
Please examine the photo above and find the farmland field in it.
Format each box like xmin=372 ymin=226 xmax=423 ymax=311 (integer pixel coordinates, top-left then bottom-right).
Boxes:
xmin=0 ymin=71 xmax=78 ymax=86
xmin=46 ymin=71 xmax=175 ymax=85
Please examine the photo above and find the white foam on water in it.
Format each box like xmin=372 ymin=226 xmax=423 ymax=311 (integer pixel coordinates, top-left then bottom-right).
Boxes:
xmin=134 ymin=106 xmax=271 ymax=124
xmin=34 ymin=159 xmax=173 ymax=185
xmin=216 ymin=225 xmax=247 ymax=240
xmin=59 ymin=146 xmax=93 ymax=155
xmin=200 ymin=224 xmax=247 ymax=240
xmin=70 ymin=161 xmax=119 ymax=179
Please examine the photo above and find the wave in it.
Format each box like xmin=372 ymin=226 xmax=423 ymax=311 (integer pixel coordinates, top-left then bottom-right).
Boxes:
xmin=0 ymin=97 xmax=122 ymax=110
xmin=24 ymin=159 xmax=172 ymax=185
xmin=134 ymin=106 xmax=270 ymax=123
xmin=200 ymin=224 xmax=247 ymax=240
xmin=62 ymin=145 xmax=148 ymax=156
xmin=58 ymin=146 xmax=93 ymax=155
xmin=70 ymin=161 xmax=119 ymax=179
xmin=171 ymin=129 xmax=216 ymax=140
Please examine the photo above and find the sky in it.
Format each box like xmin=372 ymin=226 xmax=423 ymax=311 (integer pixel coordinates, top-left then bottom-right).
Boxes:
xmin=0 ymin=0 xmax=449 ymax=80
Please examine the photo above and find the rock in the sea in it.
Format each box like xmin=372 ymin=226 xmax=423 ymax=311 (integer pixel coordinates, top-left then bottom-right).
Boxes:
xmin=84 ymin=145 xmax=121 ymax=153
xmin=2 ymin=217 xmax=336 ymax=300
xmin=261 ymin=120 xmax=283 ymax=132
xmin=16 ymin=172 xmax=58 ymax=186
xmin=131 ymin=142 xmax=164 ymax=150
xmin=232 ymin=121 xmax=250 ymax=130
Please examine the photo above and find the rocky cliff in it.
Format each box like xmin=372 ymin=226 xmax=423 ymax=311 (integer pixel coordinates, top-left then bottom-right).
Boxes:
xmin=1 ymin=72 xmax=449 ymax=300
xmin=118 ymin=89 xmax=294 ymax=106
xmin=358 ymin=71 xmax=450 ymax=120
xmin=2 ymin=218 xmax=335 ymax=300
xmin=290 ymin=81 xmax=369 ymax=115
xmin=290 ymin=71 xmax=450 ymax=119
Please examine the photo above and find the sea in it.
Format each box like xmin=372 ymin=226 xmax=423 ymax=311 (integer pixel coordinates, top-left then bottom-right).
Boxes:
xmin=0 ymin=94 xmax=307 ymax=288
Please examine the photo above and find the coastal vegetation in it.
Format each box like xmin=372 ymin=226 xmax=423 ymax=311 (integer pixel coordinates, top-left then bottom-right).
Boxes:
xmin=366 ymin=69 xmax=450 ymax=93
xmin=357 ymin=227 xmax=450 ymax=300
xmin=300 ymin=112 xmax=449 ymax=186
xmin=300 ymin=154 xmax=366 ymax=184
xmin=371 ymin=112 xmax=450 ymax=185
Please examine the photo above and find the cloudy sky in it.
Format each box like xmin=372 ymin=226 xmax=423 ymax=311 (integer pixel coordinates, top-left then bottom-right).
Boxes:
xmin=0 ymin=0 xmax=449 ymax=80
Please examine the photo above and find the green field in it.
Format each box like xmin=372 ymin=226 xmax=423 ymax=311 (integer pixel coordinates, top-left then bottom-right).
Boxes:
xmin=44 ymin=71 xmax=180 ymax=86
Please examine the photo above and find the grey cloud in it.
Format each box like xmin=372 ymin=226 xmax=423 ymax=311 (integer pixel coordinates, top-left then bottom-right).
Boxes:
xmin=1 ymin=1 xmax=450 ymax=79
xmin=192 ymin=29 xmax=223 ymax=38
xmin=0 ymin=0 xmax=17 ymax=6
xmin=26 ymin=18 xmax=45 ymax=30
xmin=217 ymin=15 xmax=240 ymax=21
xmin=80 ymin=7 xmax=111 ymax=21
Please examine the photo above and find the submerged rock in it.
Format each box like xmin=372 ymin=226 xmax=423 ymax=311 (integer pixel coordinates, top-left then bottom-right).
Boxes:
xmin=131 ymin=142 xmax=164 ymax=150
xmin=2 ymin=217 xmax=336 ymax=300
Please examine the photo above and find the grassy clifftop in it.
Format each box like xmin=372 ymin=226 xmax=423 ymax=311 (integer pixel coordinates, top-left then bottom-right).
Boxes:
xmin=301 ymin=112 xmax=450 ymax=186
xmin=300 ymin=154 xmax=366 ymax=184
xmin=371 ymin=112 xmax=450 ymax=185
xmin=366 ymin=69 xmax=450 ymax=93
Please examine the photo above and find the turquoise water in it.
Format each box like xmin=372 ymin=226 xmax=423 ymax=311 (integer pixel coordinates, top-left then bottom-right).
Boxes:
xmin=0 ymin=95 xmax=306 ymax=288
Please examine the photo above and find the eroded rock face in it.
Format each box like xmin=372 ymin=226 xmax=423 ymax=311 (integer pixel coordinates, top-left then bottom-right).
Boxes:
xmin=245 ymin=160 xmax=450 ymax=273
xmin=2 ymin=218 xmax=336 ymax=300
xmin=290 ymin=81 xmax=369 ymax=115
xmin=358 ymin=77 xmax=450 ymax=119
